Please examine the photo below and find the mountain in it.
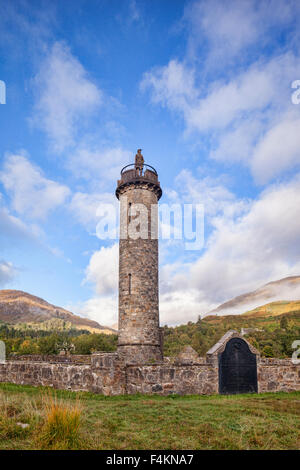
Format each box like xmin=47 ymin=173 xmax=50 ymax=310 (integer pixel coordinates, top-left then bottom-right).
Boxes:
xmin=0 ymin=290 xmax=116 ymax=334
xmin=204 ymin=300 xmax=300 ymax=324
xmin=241 ymin=300 xmax=300 ymax=318
xmin=204 ymin=275 xmax=300 ymax=317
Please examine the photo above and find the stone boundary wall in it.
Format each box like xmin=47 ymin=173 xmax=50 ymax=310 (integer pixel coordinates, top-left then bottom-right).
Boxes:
xmin=0 ymin=333 xmax=299 ymax=395
xmin=0 ymin=353 xmax=126 ymax=396
xmin=126 ymin=363 xmax=218 ymax=395
xmin=126 ymin=359 xmax=300 ymax=395
xmin=0 ymin=361 xmax=93 ymax=392
xmin=257 ymin=357 xmax=300 ymax=393
xmin=0 ymin=356 xmax=299 ymax=395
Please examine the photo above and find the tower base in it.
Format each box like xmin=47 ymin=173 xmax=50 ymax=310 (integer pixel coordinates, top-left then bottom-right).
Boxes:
xmin=117 ymin=344 xmax=163 ymax=365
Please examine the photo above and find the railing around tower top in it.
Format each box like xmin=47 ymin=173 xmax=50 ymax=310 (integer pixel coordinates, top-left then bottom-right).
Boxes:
xmin=118 ymin=163 xmax=159 ymax=185
xmin=116 ymin=163 xmax=162 ymax=200
xmin=121 ymin=163 xmax=158 ymax=175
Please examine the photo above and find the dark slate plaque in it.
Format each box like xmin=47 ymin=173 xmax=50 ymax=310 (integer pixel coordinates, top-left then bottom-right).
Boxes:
xmin=218 ymin=337 xmax=258 ymax=394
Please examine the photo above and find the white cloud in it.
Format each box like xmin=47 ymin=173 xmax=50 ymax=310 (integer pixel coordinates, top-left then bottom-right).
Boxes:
xmin=0 ymin=260 xmax=17 ymax=286
xmin=187 ymin=64 xmax=275 ymax=132
xmin=67 ymin=145 xmax=131 ymax=233
xmin=74 ymin=295 xmax=118 ymax=328
xmin=193 ymin=0 xmax=259 ymax=55
xmin=75 ymin=244 xmax=119 ymax=327
xmin=184 ymin=0 xmax=299 ymax=65
xmin=159 ymin=169 xmax=247 ymax=259
xmin=0 ymin=197 xmax=39 ymax=242
xmin=33 ymin=41 xmax=102 ymax=152
xmin=251 ymin=114 xmax=300 ymax=183
xmin=160 ymin=173 xmax=300 ymax=323
xmin=0 ymin=154 xmax=70 ymax=219
xmin=171 ymin=169 xmax=237 ymax=217
xmin=143 ymin=54 xmax=300 ymax=133
xmin=0 ymin=1 xmax=56 ymax=60
xmin=142 ymin=1 xmax=300 ymax=184
xmin=0 ymin=191 xmax=66 ymax=262
xmin=84 ymin=244 xmax=118 ymax=296
xmin=69 ymin=192 xmax=116 ymax=230
xmin=141 ymin=59 xmax=196 ymax=113
xmin=67 ymin=144 xmax=131 ymax=185
xmin=142 ymin=52 xmax=300 ymax=183
xmin=210 ymin=118 xmax=261 ymax=164
xmin=159 ymin=289 xmax=207 ymax=326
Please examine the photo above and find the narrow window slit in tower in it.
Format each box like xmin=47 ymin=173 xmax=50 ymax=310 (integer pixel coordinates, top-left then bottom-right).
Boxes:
xmin=128 ymin=273 xmax=132 ymax=295
xmin=128 ymin=202 xmax=132 ymax=224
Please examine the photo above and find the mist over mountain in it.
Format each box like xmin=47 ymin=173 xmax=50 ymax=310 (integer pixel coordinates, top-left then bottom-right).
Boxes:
xmin=204 ymin=276 xmax=300 ymax=318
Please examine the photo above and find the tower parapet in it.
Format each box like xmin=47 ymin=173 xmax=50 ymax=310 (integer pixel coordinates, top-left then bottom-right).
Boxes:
xmin=116 ymin=151 xmax=163 ymax=364
xmin=116 ymin=163 xmax=162 ymax=200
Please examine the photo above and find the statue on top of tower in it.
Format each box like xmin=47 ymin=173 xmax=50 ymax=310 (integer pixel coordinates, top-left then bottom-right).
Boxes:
xmin=135 ymin=149 xmax=144 ymax=176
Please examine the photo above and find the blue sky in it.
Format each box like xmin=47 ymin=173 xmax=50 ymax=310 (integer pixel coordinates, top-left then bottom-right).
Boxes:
xmin=1 ymin=0 xmax=300 ymax=327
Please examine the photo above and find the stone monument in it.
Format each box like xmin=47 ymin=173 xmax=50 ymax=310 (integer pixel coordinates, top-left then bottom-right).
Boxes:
xmin=116 ymin=150 xmax=163 ymax=364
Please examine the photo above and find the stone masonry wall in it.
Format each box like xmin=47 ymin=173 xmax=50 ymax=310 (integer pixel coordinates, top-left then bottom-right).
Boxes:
xmin=125 ymin=359 xmax=300 ymax=395
xmin=0 ymin=353 xmax=126 ymax=396
xmin=1 ymin=334 xmax=299 ymax=395
xmin=258 ymin=358 xmax=300 ymax=393
xmin=0 ymin=355 xmax=299 ymax=395
xmin=126 ymin=362 xmax=219 ymax=395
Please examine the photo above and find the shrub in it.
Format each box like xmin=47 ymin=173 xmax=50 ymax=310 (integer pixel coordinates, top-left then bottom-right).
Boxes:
xmin=262 ymin=345 xmax=274 ymax=357
xmin=18 ymin=339 xmax=38 ymax=355
xmin=39 ymin=394 xmax=82 ymax=449
xmin=38 ymin=335 xmax=59 ymax=354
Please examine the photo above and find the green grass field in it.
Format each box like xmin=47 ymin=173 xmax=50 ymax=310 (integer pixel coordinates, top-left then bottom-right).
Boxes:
xmin=0 ymin=383 xmax=299 ymax=450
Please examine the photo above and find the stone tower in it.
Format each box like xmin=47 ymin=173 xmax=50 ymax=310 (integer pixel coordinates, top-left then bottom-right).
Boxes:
xmin=116 ymin=150 xmax=163 ymax=364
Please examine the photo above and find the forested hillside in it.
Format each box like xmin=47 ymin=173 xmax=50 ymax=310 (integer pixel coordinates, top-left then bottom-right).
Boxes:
xmin=1 ymin=304 xmax=299 ymax=358
xmin=163 ymin=309 xmax=300 ymax=358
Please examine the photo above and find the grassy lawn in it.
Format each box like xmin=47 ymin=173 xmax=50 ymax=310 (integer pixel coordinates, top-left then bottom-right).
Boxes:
xmin=0 ymin=382 xmax=299 ymax=450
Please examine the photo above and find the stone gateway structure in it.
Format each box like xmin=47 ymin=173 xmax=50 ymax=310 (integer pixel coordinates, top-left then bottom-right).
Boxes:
xmin=218 ymin=337 xmax=258 ymax=394
xmin=0 ymin=152 xmax=299 ymax=395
